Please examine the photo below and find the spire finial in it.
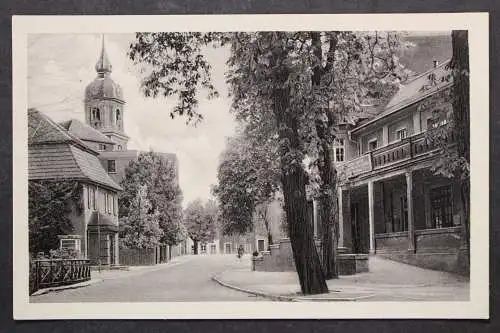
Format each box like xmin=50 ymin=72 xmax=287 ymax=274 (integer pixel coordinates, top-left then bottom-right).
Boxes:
xmin=95 ymin=34 xmax=112 ymax=76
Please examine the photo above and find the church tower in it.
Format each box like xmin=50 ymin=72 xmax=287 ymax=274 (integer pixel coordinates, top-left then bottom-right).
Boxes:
xmin=84 ymin=36 xmax=129 ymax=150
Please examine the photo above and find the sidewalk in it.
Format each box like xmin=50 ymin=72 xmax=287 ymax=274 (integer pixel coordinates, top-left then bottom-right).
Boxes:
xmin=91 ymin=254 xmax=196 ymax=281
xmin=32 ymin=255 xmax=195 ymax=296
xmin=212 ymin=256 xmax=470 ymax=301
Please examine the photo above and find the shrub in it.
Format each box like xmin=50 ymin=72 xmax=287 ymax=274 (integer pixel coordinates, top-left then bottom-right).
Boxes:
xmin=48 ymin=248 xmax=79 ymax=259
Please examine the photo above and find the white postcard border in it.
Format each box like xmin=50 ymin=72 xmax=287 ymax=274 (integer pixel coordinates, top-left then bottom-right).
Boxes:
xmin=12 ymin=13 xmax=489 ymax=319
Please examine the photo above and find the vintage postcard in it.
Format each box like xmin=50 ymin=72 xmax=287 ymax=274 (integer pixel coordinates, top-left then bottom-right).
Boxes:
xmin=12 ymin=13 xmax=489 ymax=319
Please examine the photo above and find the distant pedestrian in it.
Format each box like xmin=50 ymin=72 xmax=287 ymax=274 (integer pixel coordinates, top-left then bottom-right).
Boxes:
xmin=237 ymin=245 xmax=244 ymax=261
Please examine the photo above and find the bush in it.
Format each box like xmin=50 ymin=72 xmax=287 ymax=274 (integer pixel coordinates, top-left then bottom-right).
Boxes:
xmin=46 ymin=248 xmax=80 ymax=259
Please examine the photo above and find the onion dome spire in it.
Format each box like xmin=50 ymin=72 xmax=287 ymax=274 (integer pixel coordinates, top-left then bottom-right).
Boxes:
xmin=95 ymin=35 xmax=112 ymax=76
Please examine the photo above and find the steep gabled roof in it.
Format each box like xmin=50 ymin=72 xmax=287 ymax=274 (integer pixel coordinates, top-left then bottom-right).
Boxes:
xmin=28 ymin=109 xmax=122 ymax=191
xmin=385 ymin=59 xmax=452 ymax=110
xmin=351 ymin=60 xmax=452 ymax=134
xmin=28 ymin=108 xmax=98 ymax=154
xmin=59 ymin=119 xmax=115 ymax=145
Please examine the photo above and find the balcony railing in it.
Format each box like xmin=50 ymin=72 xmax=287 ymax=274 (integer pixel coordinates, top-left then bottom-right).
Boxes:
xmin=29 ymin=259 xmax=91 ymax=295
xmin=339 ymin=132 xmax=454 ymax=179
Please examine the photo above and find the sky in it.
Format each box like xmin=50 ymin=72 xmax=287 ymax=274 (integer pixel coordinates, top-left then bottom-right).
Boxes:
xmin=28 ymin=34 xmax=236 ymax=207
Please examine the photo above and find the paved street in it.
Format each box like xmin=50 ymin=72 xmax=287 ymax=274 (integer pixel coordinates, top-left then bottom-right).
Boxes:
xmin=30 ymin=254 xmax=265 ymax=302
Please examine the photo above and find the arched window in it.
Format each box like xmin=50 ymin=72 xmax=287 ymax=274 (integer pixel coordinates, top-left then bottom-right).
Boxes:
xmin=91 ymin=108 xmax=101 ymax=127
xmin=116 ymin=109 xmax=121 ymax=129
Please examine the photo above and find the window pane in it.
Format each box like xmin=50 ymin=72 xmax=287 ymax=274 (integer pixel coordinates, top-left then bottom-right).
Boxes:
xmin=430 ymin=185 xmax=453 ymax=228
xmin=107 ymin=160 xmax=116 ymax=173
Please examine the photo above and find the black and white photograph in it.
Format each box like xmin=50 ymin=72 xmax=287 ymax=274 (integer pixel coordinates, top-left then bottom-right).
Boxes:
xmin=12 ymin=14 xmax=489 ymax=319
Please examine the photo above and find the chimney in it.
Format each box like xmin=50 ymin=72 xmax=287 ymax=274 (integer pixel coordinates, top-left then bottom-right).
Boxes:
xmin=433 ymin=59 xmax=439 ymax=68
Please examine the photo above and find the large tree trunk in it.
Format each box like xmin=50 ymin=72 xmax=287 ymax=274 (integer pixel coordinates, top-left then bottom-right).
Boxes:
xmin=273 ymin=72 xmax=328 ymax=295
xmin=451 ymin=30 xmax=470 ymax=267
xmin=316 ymin=121 xmax=339 ymax=279
xmin=311 ymin=32 xmax=339 ymax=279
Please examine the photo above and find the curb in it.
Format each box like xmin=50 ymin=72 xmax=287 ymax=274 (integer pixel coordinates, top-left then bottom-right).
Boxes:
xmin=211 ymin=274 xmax=297 ymax=302
xmin=212 ymin=273 xmax=378 ymax=302
xmin=94 ymin=256 xmax=193 ymax=281
xmin=31 ymin=278 xmax=103 ymax=297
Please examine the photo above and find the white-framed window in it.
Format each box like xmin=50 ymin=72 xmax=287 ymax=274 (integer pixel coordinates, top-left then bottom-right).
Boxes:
xmin=224 ymin=242 xmax=232 ymax=254
xmin=87 ymin=186 xmax=91 ymax=209
xmin=210 ymin=244 xmax=217 ymax=254
xmin=368 ymin=138 xmax=378 ymax=152
xmin=332 ymin=137 xmax=345 ymax=163
xmin=88 ymin=187 xmax=96 ymax=210
xmin=106 ymin=193 xmax=111 ymax=214
xmin=396 ymin=128 xmax=408 ymax=141
xmin=200 ymin=243 xmax=207 ymax=253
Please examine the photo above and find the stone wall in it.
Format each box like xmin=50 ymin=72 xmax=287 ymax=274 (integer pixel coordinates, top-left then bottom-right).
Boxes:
xmin=252 ymin=238 xmax=369 ymax=275
xmin=377 ymin=226 xmax=469 ymax=276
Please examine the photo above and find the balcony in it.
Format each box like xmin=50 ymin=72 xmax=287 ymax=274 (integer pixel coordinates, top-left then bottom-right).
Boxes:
xmin=338 ymin=132 xmax=452 ymax=179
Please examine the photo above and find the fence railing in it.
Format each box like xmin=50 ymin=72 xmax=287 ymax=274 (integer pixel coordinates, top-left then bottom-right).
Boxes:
xmin=340 ymin=132 xmax=455 ymax=178
xmin=29 ymin=259 xmax=91 ymax=295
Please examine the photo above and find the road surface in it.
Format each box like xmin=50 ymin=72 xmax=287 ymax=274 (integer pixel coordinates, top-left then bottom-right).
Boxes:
xmin=30 ymin=254 xmax=265 ymax=302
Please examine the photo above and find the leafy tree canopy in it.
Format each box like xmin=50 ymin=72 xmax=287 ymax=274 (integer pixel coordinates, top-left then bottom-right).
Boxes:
xmin=119 ymin=151 xmax=184 ymax=245
xmin=28 ymin=180 xmax=81 ymax=254
xmin=120 ymin=185 xmax=163 ymax=249
xmin=213 ymin=128 xmax=280 ymax=235
xmin=183 ymin=199 xmax=217 ymax=244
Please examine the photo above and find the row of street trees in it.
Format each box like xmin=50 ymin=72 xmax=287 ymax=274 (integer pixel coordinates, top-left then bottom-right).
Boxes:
xmin=128 ymin=30 xmax=470 ymax=295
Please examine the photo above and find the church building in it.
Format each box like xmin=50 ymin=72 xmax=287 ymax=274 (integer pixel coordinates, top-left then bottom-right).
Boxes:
xmin=80 ymin=38 xmax=179 ymax=187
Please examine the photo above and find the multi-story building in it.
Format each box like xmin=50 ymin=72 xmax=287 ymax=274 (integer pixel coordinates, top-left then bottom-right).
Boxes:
xmin=28 ymin=109 xmax=122 ymax=266
xmin=333 ymin=60 xmax=468 ymax=274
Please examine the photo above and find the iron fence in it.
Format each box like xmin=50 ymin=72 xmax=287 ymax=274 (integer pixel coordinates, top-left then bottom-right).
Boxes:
xmin=29 ymin=259 xmax=91 ymax=295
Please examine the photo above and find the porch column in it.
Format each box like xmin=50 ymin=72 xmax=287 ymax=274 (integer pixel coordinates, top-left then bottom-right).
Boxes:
xmin=337 ymin=186 xmax=344 ymax=248
xmin=114 ymin=233 xmax=119 ymax=265
xmin=368 ymin=181 xmax=376 ymax=254
xmin=406 ymin=171 xmax=416 ymax=253
xmin=345 ymin=187 xmax=352 ymax=252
